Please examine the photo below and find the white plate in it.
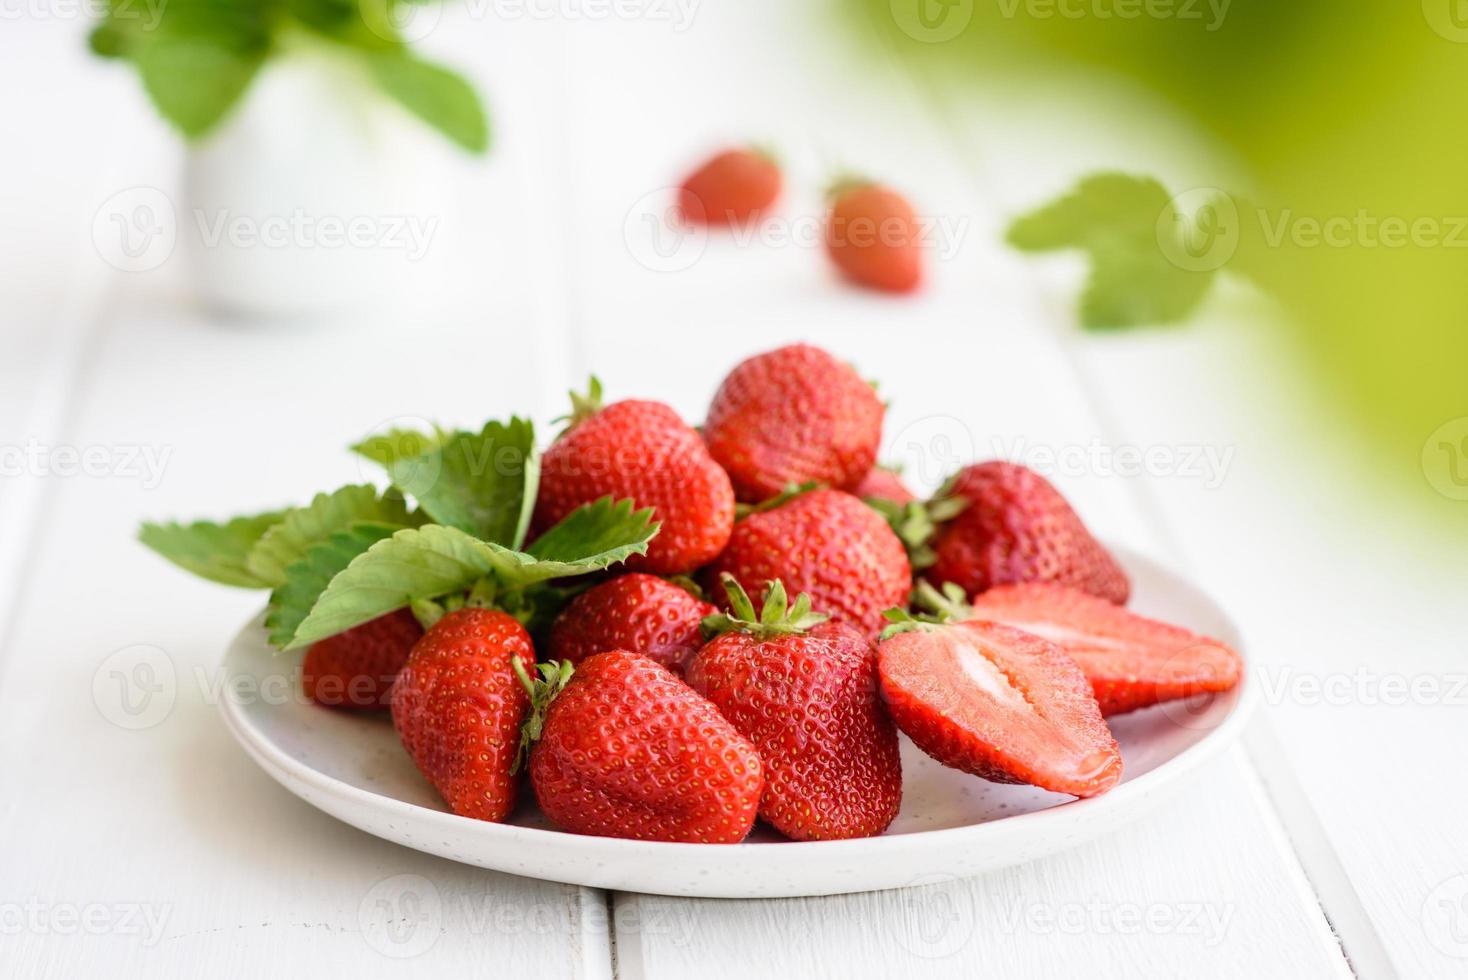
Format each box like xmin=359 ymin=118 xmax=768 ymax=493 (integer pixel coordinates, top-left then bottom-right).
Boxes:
xmin=219 ymin=547 xmax=1254 ymax=898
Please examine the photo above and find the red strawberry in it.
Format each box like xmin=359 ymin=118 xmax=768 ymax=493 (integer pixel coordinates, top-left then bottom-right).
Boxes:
xmin=301 ymin=608 xmax=424 ymax=710
xmin=704 ymin=488 xmax=910 ymax=639
xmin=678 ymin=147 xmax=781 ymax=226
xmin=527 ymin=649 xmax=763 ymax=843
xmin=967 ymin=583 xmax=1243 ymax=715
xmin=703 ymin=344 xmax=884 ymax=502
xmin=855 ymin=466 xmax=917 ymax=506
xmin=687 ymin=577 xmax=902 ymax=840
xmin=929 ymin=461 xmax=1130 ymax=604
xmin=878 ymin=616 xmax=1122 ymax=798
xmin=534 ymin=380 xmax=735 ymax=574
xmin=545 ymin=573 xmax=715 ymax=675
xmin=390 ymin=608 xmax=537 ymax=823
xmin=825 ymin=181 xmax=923 ymax=293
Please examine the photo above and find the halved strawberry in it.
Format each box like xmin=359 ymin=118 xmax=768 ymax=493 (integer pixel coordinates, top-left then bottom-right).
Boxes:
xmin=967 ymin=582 xmax=1243 ymax=716
xmin=878 ymin=618 xmax=1122 ymax=798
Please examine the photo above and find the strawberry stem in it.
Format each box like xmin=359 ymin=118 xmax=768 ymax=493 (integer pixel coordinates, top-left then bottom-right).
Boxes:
xmin=511 ymin=657 xmax=575 ymax=774
xmin=409 ymin=598 xmax=447 ymax=631
xmin=912 ymin=579 xmax=974 ymax=621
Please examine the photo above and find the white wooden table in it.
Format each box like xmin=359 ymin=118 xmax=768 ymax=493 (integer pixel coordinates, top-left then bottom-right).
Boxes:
xmin=3 ymin=8 xmax=1463 ymax=978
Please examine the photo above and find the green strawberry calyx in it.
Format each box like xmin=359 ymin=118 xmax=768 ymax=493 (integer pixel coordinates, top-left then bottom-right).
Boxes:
xmin=734 ymin=480 xmax=823 ymax=520
xmin=825 ymin=173 xmax=876 ymax=203
xmin=510 ymin=657 xmax=576 ymax=775
xmin=864 ymin=493 xmax=966 ymax=570
xmin=555 ymin=376 xmax=605 ymax=433
xmin=879 ymin=580 xmax=973 ymax=640
xmin=702 ymin=574 xmax=829 ymax=640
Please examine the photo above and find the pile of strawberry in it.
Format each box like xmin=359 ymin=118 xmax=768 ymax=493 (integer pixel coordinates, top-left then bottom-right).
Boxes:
xmin=143 ymin=343 xmax=1242 ymax=844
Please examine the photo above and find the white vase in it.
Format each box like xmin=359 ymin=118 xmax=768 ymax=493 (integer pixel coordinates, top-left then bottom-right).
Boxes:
xmin=181 ymin=47 xmax=462 ymax=321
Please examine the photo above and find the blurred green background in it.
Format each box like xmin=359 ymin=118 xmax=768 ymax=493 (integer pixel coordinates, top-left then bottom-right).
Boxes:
xmin=850 ymin=0 xmax=1467 ymax=540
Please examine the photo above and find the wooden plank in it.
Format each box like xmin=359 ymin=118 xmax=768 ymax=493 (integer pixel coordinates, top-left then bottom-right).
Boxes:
xmin=615 ymin=750 xmax=1348 ymax=980
xmin=0 ymin=17 xmax=611 ymax=979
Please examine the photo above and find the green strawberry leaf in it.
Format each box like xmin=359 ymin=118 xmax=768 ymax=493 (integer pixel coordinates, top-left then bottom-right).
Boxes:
xmin=1079 ymin=246 xmax=1216 ymax=329
xmin=245 ymin=484 xmax=414 ymax=586
xmin=371 ymin=419 xmax=539 ymax=548
xmin=1007 ymin=172 xmax=1217 ymax=330
xmin=265 ymin=522 xmax=400 ymax=649
xmin=352 ymin=426 xmax=446 ymax=472
xmin=285 ymin=501 xmax=656 ymax=648
xmin=135 ymin=36 xmax=265 ymax=138
xmin=524 ymin=496 xmax=659 ymax=573
xmin=366 ymin=50 xmax=489 ymax=154
xmin=139 ymin=510 xmax=290 ymax=588
xmin=286 ymin=524 xmax=505 ymax=649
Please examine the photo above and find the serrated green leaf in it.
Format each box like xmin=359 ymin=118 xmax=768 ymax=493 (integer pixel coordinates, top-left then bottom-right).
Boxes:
xmin=265 ymin=523 xmax=400 ymax=649
xmin=352 ymin=426 xmax=444 ymax=474
xmin=286 ymin=500 xmax=657 ymax=648
xmin=136 ymin=36 xmax=264 ymax=138
xmin=1007 ymin=172 xmax=1218 ymax=330
xmin=367 ymin=50 xmax=489 ymax=154
xmin=525 ymin=496 xmax=659 ymax=573
xmin=388 ymin=419 xmax=539 ymax=547
xmin=139 ymin=510 xmax=289 ymax=588
xmin=286 ymin=524 xmax=501 ymax=648
xmin=245 ymin=484 xmax=414 ymax=586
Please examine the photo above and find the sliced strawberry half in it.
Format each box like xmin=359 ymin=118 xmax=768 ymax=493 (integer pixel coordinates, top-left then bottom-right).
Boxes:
xmin=968 ymin=583 xmax=1243 ymax=716
xmin=877 ymin=620 xmax=1122 ymax=798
